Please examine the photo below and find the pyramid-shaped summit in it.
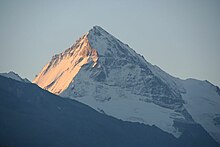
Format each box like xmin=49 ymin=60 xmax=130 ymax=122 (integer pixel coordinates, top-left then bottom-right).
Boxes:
xmin=87 ymin=25 xmax=140 ymax=57
xmin=33 ymin=25 xmax=146 ymax=94
xmin=33 ymin=26 xmax=220 ymax=143
xmin=33 ymin=25 xmax=180 ymax=101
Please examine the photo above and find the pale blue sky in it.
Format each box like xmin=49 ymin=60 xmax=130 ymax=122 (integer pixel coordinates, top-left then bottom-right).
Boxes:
xmin=0 ymin=0 xmax=220 ymax=86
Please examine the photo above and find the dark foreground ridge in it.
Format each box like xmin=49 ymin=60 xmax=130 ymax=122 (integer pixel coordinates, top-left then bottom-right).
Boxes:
xmin=0 ymin=76 xmax=219 ymax=147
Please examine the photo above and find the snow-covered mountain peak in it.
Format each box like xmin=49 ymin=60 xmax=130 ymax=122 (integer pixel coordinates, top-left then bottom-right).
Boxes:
xmin=33 ymin=25 xmax=141 ymax=94
xmin=89 ymin=25 xmax=108 ymax=35
xmin=87 ymin=26 xmax=138 ymax=58
xmin=87 ymin=26 xmax=118 ymax=56
xmin=34 ymin=26 xmax=220 ymax=143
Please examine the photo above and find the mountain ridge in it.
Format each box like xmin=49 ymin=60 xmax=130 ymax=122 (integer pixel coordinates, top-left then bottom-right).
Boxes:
xmin=0 ymin=71 xmax=30 ymax=83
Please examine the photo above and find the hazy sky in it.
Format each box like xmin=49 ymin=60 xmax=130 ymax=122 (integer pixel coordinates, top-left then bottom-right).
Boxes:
xmin=0 ymin=0 xmax=220 ymax=86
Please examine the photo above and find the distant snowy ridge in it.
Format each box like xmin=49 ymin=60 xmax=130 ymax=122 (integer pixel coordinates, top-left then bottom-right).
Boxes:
xmin=33 ymin=26 xmax=220 ymax=143
xmin=0 ymin=71 xmax=30 ymax=83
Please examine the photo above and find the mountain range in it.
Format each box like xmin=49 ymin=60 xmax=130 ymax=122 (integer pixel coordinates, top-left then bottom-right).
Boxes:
xmin=1 ymin=26 xmax=220 ymax=146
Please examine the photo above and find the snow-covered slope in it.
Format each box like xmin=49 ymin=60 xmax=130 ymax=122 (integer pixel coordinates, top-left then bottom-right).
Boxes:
xmin=33 ymin=26 xmax=220 ymax=143
xmin=181 ymin=79 xmax=220 ymax=143
xmin=145 ymin=63 xmax=220 ymax=142
xmin=0 ymin=71 xmax=30 ymax=83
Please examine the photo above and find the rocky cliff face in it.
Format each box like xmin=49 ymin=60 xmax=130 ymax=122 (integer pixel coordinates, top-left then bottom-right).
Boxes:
xmin=33 ymin=33 xmax=98 ymax=95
